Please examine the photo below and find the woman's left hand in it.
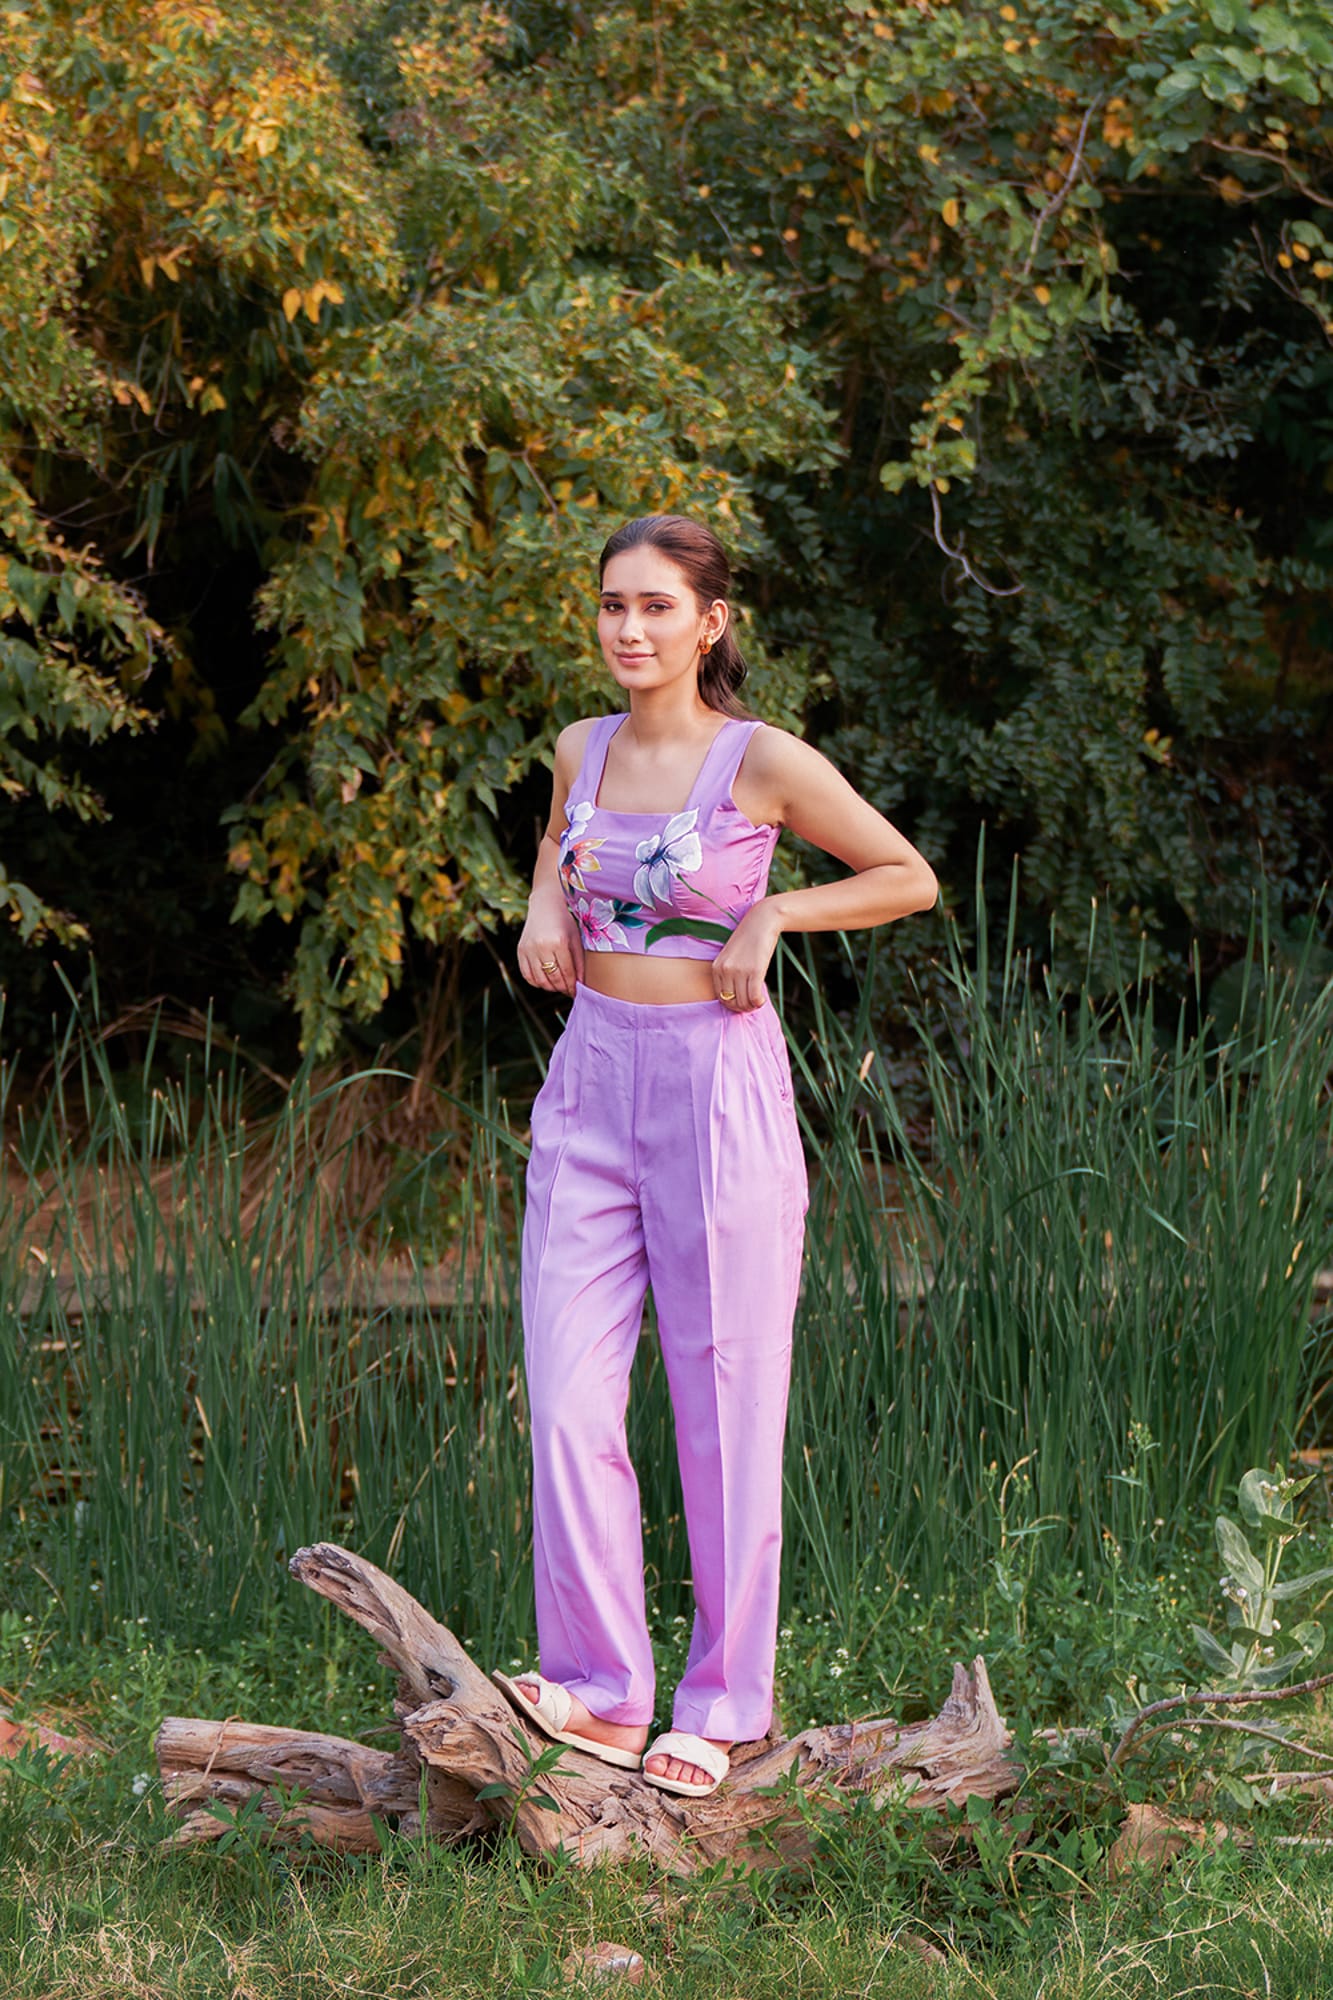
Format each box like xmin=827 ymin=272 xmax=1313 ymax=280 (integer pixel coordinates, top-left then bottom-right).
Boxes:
xmin=713 ymin=903 xmax=782 ymax=1013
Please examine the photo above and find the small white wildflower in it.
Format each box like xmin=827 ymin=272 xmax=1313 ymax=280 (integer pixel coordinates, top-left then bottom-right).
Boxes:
xmin=131 ymin=1773 xmax=151 ymax=1797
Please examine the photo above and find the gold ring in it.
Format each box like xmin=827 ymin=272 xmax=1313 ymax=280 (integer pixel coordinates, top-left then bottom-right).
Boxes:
xmin=719 ymin=990 xmax=736 ymax=1001
xmin=540 ymin=959 xmax=557 ymax=971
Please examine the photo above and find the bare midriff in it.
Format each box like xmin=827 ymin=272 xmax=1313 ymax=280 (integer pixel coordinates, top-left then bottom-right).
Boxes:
xmin=580 ymin=953 xmax=720 ymax=1005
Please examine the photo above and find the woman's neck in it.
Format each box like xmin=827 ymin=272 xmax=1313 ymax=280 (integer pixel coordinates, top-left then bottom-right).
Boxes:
xmin=623 ymin=685 xmax=720 ymax=748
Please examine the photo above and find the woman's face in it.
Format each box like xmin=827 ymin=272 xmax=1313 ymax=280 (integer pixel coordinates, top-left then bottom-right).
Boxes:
xmin=598 ymin=548 xmax=726 ymax=699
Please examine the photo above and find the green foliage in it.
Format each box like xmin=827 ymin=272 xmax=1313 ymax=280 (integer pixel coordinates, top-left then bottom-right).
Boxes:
xmin=10 ymin=1579 xmax=1333 ymax=1995
xmin=3 ymin=0 xmax=1333 ymax=1049
xmin=0 ymin=467 xmax=156 ymax=943
xmin=783 ymin=886 xmax=1333 ymax=1602
xmin=5 ymin=914 xmax=1329 ymax=1653
xmin=1198 ymin=1465 xmax=1333 ymax=1691
xmin=7 ymin=1356 xmax=1333 ymax=1975
xmin=227 ymin=261 xmax=834 ymax=1048
xmin=1096 ymin=1464 xmax=1333 ymax=1817
xmin=0 ymin=0 xmax=396 ymax=955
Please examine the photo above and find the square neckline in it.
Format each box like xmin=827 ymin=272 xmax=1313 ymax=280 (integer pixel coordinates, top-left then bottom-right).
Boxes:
xmin=589 ymin=713 xmax=740 ymax=821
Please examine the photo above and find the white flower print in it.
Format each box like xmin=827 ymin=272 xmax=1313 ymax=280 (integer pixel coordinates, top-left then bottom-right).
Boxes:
xmin=574 ymin=896 xmax=630 ymax=951
xmin=559 ymin=800 xmax=600 ymax=889
xmin=633 ymin=810 xmax=703 ymax=906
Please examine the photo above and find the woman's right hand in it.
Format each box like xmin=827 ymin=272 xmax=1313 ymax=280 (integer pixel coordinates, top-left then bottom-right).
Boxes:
xmin=518 ymin=902 xmax=584 ymax=997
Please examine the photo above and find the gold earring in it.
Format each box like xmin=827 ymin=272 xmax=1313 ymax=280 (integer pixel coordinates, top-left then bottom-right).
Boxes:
xmin=700 ymin=637 xmax=712 ymax=655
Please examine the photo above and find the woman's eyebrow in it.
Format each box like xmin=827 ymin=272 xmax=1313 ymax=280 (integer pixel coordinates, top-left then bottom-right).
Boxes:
xmin=599 ymin=589 xmax=679 ymax=600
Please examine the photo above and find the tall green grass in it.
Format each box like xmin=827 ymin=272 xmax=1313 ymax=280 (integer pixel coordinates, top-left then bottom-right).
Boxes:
xmin=783 ymin=887 xmax=1333 ymax=1610
xmin=3 ymin=894 xmax=1331 ymax=1665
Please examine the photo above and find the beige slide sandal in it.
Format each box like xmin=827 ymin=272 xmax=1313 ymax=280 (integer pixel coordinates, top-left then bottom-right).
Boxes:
xmin=491 ymin=1669 xmax=643 ymax=1771
xmin=640 ymin=1730 xmax=731 ymax=1798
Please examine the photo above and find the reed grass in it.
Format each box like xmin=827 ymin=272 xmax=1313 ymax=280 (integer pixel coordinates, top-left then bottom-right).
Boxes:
xmin=2 ymin=884 xmax=1330 ymax=1665
xmin=784 ymin=874 xmax=1333 ymax=1612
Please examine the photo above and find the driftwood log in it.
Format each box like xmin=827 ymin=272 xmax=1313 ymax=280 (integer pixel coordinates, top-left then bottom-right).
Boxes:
xmin=155 ymin=1543 xmax=1021 ymax=1874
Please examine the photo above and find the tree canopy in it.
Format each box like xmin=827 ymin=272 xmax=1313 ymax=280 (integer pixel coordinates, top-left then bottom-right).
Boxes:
xmin=3 ymin=0 xmax=1331 ymax=1056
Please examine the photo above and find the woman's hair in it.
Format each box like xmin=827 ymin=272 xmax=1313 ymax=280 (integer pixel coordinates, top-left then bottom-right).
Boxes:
xmin=598 ymin=514 xmax=752 ymax=718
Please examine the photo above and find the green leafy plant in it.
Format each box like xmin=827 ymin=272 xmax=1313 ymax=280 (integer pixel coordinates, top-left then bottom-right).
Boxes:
xmin=474 ymin=1729 xmax=570 ymax=1845
xmin=1196 ymin=1466 xmax=1333 ymax=1693
xmin=1109 ymin=1465 xmax=1333 ymax=1809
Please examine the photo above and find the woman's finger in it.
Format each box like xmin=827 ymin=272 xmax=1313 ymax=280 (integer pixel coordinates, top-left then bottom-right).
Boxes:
xmin=521 ymin=946 xmax=562 ymax=992
xmin=551 ymin=949 xmax=580 ymax=996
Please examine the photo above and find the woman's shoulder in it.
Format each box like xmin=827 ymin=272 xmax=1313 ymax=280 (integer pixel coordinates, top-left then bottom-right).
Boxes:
xmin=740 ymin=720 xmax=826 ymax=778
xmin=554 ymin=713 xmax=608 ymax=756
xmin=735 ymin=721 xmax=847 ymax=825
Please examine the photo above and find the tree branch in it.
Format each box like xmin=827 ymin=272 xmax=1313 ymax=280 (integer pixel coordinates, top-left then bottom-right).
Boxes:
xmin=929 ymin=485 xmax=1023 ymax=598
xmin=1127 ymin=1715 xmax=1333 ymax=1764
xmin=1022 ymin=98 xmax=1101 ymax=278
xmin=1110 ymin=1671 xmax=1333 ymax=1772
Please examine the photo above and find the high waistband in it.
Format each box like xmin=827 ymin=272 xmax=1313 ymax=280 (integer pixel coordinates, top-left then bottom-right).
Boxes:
xmin=569 ymin=982 xmax=731 ymax=1029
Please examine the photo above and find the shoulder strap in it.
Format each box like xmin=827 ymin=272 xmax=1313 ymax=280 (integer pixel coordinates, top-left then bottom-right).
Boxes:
xmin=696 ymin=718 xmax=764 ymax=803
xmin=567 ymin=713 xmax=625 ymax=808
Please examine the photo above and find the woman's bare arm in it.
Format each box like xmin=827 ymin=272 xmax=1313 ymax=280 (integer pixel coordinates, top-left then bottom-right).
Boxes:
xmin=515 ymin=723 xmax=592 ymax=997
xmin=715 ymin=727 xmax=938 ymax=1011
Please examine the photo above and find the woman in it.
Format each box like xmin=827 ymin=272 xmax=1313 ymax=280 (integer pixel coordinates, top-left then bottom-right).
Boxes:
xmin=494 ymin=514 xmax=938 ymax=1798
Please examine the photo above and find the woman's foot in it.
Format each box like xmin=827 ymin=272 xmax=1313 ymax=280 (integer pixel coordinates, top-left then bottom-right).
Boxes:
xmin=643 ymin=1736 xmax=731 ymax=1791
xmin=513 ymin=1679 xmax=648 ymax=1761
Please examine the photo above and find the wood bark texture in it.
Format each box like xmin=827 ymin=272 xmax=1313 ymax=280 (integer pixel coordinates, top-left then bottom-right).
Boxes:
xmin=155 ymin=1542 xmax=1021 ymax=1873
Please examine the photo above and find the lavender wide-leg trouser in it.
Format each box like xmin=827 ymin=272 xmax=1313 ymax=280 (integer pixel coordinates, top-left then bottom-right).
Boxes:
xmin=521 ymin=984 xmax=808 ymax=1742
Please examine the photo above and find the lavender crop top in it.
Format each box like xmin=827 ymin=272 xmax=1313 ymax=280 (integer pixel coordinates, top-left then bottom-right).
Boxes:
xmin=558 ymin=714 xmax=780 ymax=958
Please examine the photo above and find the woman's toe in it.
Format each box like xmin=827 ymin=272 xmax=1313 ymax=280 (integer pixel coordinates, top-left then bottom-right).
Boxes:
xmin=646 ymin=1753 xmax=706 ymax=1785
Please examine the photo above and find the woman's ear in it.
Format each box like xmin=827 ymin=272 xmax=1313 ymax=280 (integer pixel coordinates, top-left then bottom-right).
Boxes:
xmin=704 ymin=598 xmax=729 ymax=646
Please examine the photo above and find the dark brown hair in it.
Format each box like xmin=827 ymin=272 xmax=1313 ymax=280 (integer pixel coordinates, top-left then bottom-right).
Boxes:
xmin=598 ymin=514 xmax=753 ymax=718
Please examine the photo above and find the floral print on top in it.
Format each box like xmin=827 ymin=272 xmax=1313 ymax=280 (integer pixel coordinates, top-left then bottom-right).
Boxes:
xmin=556 ymin=715 xmax=781 ymax=960
xmin=572 ymin=895 xmax=649 ymax=952
xmin=558 ymin=800 xmax=604 ymax=896
xmin=632 ymin=810 xmax=703 ymax=907
xmin=561 ymin=802 xmax=710 ymax=949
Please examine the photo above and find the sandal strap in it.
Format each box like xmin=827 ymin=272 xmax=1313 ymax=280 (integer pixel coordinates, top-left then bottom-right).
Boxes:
xmin=644 ymin=1732 xmax=730 ymax=1782
xmin=499 ymin=1670 xmax=573 ymax=1732
xmin=536 ymin=1674 xmax=574 ymax=1730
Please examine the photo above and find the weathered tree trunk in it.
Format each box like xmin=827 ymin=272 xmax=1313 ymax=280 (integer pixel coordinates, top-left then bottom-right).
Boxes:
xmin=155 ymin=1543 xmax=1020 ymax=1874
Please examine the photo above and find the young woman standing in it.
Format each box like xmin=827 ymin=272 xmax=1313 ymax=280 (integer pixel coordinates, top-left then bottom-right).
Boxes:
xmin=495 ymin=514 xmax=938 ymax=1797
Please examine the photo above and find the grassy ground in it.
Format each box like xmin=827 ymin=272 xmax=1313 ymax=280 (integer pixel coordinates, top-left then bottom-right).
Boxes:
xmin=6 ymin=940 xmax=1333 ymax=1991
xmin=6 ymin=1563 xmax=1333 ymax=1999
